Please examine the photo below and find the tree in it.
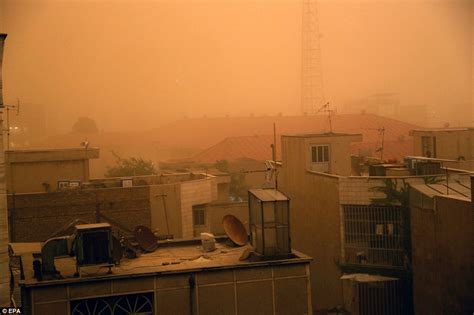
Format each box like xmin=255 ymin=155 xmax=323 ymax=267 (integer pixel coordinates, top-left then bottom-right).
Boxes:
xmin=229 ymin=172 xmax=248 ymax=201
xmin=214 ymin=160 xmax=229 ymax=172
xmin=105 ymin=152 xmax=157 ymax=177
xmin=72 ymin=117 xmax=99 ymax=134
xmin=214 ymin=160 xmax=248 ymax=201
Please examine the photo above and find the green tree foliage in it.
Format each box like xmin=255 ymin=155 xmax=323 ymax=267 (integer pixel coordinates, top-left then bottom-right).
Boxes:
xmin=72 ymin=117 xmax=99 ymax=134
xmin=214 ymin=160 xmax=229 ymax=172
xmin=370 ymin=178 xmax=409 ymax=206
xmin=105 ymin=152 xmax=157 ymax=177
xmin=230 ymin=172 xmax=248 ymax=201
xmin=213 ymin=160 xmax=248 ymax=201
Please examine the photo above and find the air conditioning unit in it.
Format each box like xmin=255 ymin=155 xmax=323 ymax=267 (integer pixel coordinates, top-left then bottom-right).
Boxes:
xmin=74 ymin=223 xmax=114 ymax=276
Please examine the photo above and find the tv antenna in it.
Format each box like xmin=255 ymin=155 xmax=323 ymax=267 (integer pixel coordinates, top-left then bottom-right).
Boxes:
xmin=3 ymin=98 xmax=20 ymax=150
xmin=316 ymin=102 xmax=335 ymax=132
xmin=267 ymin=122 xmax=279 ymax=189
xmin=370 ymin=127 xmax=385 ymax=161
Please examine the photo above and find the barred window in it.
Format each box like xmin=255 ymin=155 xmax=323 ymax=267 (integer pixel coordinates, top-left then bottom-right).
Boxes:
xmin=343 ymin=205 xmax=405 ymax=267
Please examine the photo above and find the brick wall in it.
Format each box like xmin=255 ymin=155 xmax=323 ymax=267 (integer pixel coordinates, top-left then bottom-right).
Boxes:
xmin=8 ymin=186 xmax=151 ymax=242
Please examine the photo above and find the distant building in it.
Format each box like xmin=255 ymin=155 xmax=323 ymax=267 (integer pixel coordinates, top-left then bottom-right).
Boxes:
xmin=411 ymin=127 xmax=474 ymax=170
xmin=281 ymin=133 xmax=362 ymax=176
xmin=278 ymin=131 xmax=473 ymax=314
xmin=5 ymin=148 xmax=100 ymax=193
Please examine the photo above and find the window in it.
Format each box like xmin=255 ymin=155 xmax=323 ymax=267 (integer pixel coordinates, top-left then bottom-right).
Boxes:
xmin=311 ymin=145 xmax=330 ymax=163
xmin=343 ymin=205 xmax=405 ymax=267
xmin=421 ymin=136 xmax=437 ymax=158
xmin=57 ymin=180 xmax=69 ymax=189
xmin=193 ymin=205 xmax=206 ymax=226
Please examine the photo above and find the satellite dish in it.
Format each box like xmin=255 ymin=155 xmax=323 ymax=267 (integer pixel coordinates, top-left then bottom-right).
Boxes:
xmin=134 ymin=225 xmax=158 ymax=252
xmin=222 ymin=215 xmax=248 ymax=246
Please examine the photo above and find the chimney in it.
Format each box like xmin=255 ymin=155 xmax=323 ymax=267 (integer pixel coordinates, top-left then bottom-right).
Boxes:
xmin=0 ymin=33 xmax=9 ymax=306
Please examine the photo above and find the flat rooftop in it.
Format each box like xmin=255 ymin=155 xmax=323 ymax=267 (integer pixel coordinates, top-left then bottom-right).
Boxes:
xmin=411 ymin=127 xmax=474 ymax=132
xmin=282 ymin=132 xmax=363 ymax=138
xmin=5 ymin=147 xmax=100 ymax=163
xmin=249 ymin=188 xmax=289 ymax=202
xmin=410 ymin=179 xmax=472 ymax=201
xmin=12 ymin=238 xmax=311 ymax=288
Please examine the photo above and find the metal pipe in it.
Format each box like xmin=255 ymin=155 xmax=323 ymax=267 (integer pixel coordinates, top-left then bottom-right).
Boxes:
xmin=0 ymin=33 xmax=10 ymax=307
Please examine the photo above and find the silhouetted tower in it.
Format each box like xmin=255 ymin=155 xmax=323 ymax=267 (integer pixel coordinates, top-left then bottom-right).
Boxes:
xmin=301 ymin=0 xmax=325 ymax=115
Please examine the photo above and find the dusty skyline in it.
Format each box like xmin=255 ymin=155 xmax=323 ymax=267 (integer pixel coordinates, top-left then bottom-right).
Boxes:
xmin=0 ymin=0 xmax=472 ymax=133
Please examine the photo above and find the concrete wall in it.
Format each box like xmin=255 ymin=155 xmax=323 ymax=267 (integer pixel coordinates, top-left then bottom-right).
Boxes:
xmin=411 ymin=195 xmax=474 ymax=314
xmin=280 ymin=135 xmax=343 ymax=311
xmin=8 ymin=186 xmax=151 ymax=242
xmin=180 ymin=179 xmax=215 ymax=238
xmin=149 ymin=183 xmax=182 ymax=238
xmin=7 ymin=159 xmax=88 ymax=194
xmin=22 ymin=263 xmax=311 ymax=315
xmin=281 ymin=134 xmax=362 ymax=177
xmin=412 ymin=129 xmax=474 ymax=162
xmin=5 ymin=148 xmax=99 ymax=194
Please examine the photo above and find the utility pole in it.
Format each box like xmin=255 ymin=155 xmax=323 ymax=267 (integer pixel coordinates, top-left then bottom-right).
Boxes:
xmin=155 ymin=194 xmax=170 ymax=235
xmin=301 ymin=0 xmax=325 ymax=115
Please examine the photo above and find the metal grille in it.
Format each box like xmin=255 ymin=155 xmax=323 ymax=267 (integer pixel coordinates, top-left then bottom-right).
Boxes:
xmin=358 ymin=280 xmax=403 ymax=315
xmin=343 ymin=205 xmax=405 ymax=267
xmin=71 ymin=292 xmax=154 ymax=315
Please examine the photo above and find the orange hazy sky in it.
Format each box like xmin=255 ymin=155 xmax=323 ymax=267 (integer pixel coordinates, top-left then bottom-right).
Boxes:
xmin=0 ymin=0 xmax=472 ymax=132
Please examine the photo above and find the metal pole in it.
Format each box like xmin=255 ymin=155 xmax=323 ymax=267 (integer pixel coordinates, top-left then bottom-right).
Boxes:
xmin=156 ymin=194 xmax=170 ymax=235
xmin=6 ymin=105 xmax=9 ymax=150
xmin=445 ymin=164 xmax=449 ymax=195
xmin=380 ymin=127 xmax=385 ymax=161
xmin=273 ymin=122 xmax=279 ymax=190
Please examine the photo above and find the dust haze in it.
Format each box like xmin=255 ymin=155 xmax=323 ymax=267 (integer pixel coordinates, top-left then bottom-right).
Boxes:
xmin=0 ymin=0 xmax=472 ymax=135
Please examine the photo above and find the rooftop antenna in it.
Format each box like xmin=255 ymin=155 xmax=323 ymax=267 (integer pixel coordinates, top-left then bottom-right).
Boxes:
xmin=374 ymin=127 xmax=385 ymax=161
xmin=316 ymin=102 xmax=334 ymax=132
xmin=268 ymin=122 xmax=279 ymax=189
xmin=3 ymin=98 xmax=20 ymax=150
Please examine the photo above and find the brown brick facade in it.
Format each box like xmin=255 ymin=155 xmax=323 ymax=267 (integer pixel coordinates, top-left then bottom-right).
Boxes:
xmin=8 ymin=186 xmax=151 ymax=242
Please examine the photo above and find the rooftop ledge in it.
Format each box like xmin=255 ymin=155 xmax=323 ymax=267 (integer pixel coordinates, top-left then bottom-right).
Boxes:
xmin=12 ymin=237 xmax=312 ymax=288
xmin=6 ymin=147 xmax=100 ymax=163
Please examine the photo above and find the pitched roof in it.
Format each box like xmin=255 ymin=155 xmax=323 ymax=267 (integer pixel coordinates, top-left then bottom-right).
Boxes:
xmin=37 ymin=114 xmax=419 ymax=162
xmin=152 ymin=113 xmax=419 ymax=149
xmin=187 ymin=114 xmax=418 ymax=163
xmin=191 ymin=135 xmax=413 ymax=163
xmin=192 ymin=135 xmax=278 ymax=163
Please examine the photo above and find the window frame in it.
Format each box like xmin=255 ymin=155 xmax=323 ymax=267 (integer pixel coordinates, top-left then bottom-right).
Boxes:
xmin=192 ymin=205 xmax=207 ymax=227
xmin=311 ymin=144 xmax=330 ymax=163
